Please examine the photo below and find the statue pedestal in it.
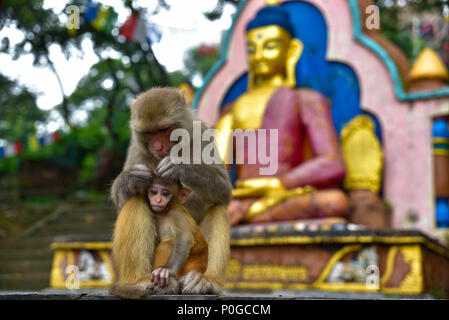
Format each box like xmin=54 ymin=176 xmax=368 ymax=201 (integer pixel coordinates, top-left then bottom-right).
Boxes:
xmin=227 ymin=221 xmax=449 ymax=296
xmin=48 ymin=222 xmax=449 ymax=297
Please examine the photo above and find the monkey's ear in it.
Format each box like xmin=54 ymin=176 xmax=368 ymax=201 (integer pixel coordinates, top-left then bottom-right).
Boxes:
xmin=177 ymin=88 xmax=190 ymax=108
xmin=178 ymin=187 xmax=191 ymax=204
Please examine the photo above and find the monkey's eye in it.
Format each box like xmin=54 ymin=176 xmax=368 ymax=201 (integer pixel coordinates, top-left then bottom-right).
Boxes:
xmin=158 ymin=126 xmax=171 ymax=133
xmin=150 ymin=189 xmax=158 ymax=195
xmin=142 ymin=132 xmax=155 ymax=140
xmin=161 ymin=190 xmax=171 ymax=197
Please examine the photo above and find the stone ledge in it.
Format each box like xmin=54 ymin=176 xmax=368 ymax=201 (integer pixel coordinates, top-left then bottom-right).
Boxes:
xmin=0 ymin=289 xmax=437 ymax=300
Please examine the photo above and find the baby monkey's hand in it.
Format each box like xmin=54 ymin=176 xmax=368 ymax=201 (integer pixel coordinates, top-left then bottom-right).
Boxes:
xmin=151 ymin=267 xmax=174 ymax=287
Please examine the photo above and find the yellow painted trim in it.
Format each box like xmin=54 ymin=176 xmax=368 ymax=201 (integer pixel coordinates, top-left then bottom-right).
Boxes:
xmin=313 ymin=244 xmax=362 ymax=284
xmin=381 ymin=245 xmax=423 ymax=295
xmin=313 ymin=283 xmax=378 ymax=292
xmin=225 ymin=281 xmax=380 ymax=293
xmin=50 ymin=250 xmax=75 ymax=289
xmin=433 ymin=138 xmax=449 ymax=144
xmin=433 ymin=150 xmax=449 ymax=156
xmin=380 ymin=246 xmax=398 ymax=288
xmin=51 ymin=242 xmax=113 ymax=250
xmin=49 ymin=250 xmax=66 ymax=288
xmin=230 ymin=235 xmax=449 ymax=259
xmin=50 ymin=249 xmax=115 ymax=289
xmin=98 ymin=250 xmax=116 ymax=283
xmin=231 ymin=235 xmax=420 ymax=246
xmin=225 ymin=281 xmax=309 ymax=291
xmin=72 ymin=280 xmax=112 ymax=288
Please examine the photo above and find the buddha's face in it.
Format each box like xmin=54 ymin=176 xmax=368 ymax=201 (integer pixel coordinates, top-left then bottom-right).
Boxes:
xmin=246 ymin=25 xmax=292 ymax=79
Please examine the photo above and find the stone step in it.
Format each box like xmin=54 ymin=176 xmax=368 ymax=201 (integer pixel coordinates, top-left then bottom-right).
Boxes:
xmin=42 ymin=221 xmax=115 ymax=230
xmin=0 ymin=260 xmax=53 ymax=273
xmin=0 ymin=273 xmax=50 ymax=291
xmin=38 ymin=228 xmax=113 ymax=237
xmin=0 ymin=237 xmax=54 ymax=249
xmin=57 ymin=215 xmax=116 ymax=224
xmin=61 ymin=206 xmax=114 ymax=215
xmin=0 ymin=249 xmax=53 ymax=261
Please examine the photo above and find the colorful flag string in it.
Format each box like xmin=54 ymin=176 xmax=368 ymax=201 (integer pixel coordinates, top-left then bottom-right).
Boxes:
xmin=76 ymin=0 xmax=161 ymax=45
xmin=0 ymin=131 xmax=61 ymax=159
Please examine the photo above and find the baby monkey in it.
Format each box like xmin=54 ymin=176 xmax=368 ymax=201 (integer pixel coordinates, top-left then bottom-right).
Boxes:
xmin=147 ymin=174 xmax=208 ymax=294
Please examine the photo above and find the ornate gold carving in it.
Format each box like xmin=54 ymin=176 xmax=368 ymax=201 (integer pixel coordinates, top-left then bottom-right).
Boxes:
xmin=50 ymin=248 xmax=114 ymax=289
xmin=214 ymin=112 xmax=234 ymax=163
xmin=341 ymin=115 xmax=383 ymax=193
xmin=243 ymin=186 xmax=315 ymax=220
xmin=410 ymin=48 xmax=449 ymax=81
xmin=266 ymin=0 xmax=281 ymax=5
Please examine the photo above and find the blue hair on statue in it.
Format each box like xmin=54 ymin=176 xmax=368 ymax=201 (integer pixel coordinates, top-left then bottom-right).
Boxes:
xmin=246 ymin=6 xmax=295 ymax=36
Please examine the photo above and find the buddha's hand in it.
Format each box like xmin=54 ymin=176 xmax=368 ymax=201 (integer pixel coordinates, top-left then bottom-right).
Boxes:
xmin=232 ymin=177 xmax=285 ymax=198
xmin=228 ymin=198 xmax=257 ymax=226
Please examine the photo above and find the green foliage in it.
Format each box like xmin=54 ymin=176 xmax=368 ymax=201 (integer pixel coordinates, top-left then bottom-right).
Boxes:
xmin=0 ymin=74 xmax=48 ymax=142
xmin=183 ymin=45 xmax=220 ymax=89
xmin=375 ymin=0 xmax=447 ymax=61
xmin=203 ymin=0 xmax=241 ymax=21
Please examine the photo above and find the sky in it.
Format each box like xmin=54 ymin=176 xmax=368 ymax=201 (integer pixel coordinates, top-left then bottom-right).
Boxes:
xmin=0 ymin=0 xmax=236 ymax=134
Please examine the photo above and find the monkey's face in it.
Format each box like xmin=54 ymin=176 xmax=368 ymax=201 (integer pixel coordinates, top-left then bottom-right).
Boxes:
xmin=130 ymin=88 xmax=192 ymax=159
xmin=147 ymin=184 xmax=174 ymax=213
xmin=141 ymin=126 xmax=176 ymax=159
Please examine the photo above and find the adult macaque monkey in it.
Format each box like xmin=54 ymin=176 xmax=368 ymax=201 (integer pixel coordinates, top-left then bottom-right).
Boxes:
xmin=110 ymin=87 xmax=232 ymax=298
xmin=146 ymin=175 xmax=208 ymax=294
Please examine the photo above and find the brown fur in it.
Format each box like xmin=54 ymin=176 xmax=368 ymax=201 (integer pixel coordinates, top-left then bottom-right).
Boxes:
xmin=152 ymin=207 xmax=208 ymax=278
xmin=109 ymin=87 xmax=232 ymax=298
xmin=110 ymin=196 xmax=157 ymax=299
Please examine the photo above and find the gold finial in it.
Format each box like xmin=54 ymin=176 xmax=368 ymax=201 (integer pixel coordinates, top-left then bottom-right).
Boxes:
xmin=266 ymin=0 xmax=280 ymax=5
xmin=410 ymin=48 xmax=449 ymax=81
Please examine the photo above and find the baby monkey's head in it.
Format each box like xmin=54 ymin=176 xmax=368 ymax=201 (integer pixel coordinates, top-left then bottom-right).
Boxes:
xmin=147 ymin=175 xmax=191 ymax=213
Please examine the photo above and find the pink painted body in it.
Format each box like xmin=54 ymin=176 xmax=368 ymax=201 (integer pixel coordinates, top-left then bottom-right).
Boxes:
xmin=232 ymin=87 xmax=345 ymax=190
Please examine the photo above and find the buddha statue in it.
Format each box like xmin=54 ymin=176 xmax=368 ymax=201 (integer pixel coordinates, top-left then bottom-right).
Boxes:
xmin=214 ymin=4 xmax=349 ymax=226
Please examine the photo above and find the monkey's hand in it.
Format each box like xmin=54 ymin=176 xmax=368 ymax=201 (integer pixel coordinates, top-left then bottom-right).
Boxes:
xmin=111 ymin=164 xmax=153 ymax=209
xmin=149 ymin=267 xmax=180 ymax=294
xmin=151 ymin=267 xmax=174 ymax=287
xmin=156 ymin=156 xmax=184 ymax=182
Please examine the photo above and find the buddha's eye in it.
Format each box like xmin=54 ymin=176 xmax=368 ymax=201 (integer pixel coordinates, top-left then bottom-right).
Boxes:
xmin=264 ymin=41 xmax=280 ymax=50
xmin=247 ymin=42 xmax=256 ymax=54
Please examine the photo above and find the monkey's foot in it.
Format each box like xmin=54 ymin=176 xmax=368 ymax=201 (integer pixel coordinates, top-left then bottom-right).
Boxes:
xmin=179 ymin=271 xmax=223 ymax=295
xmin=146 ymin=277 xmax=180 ymax=295
xmin=109 ymin=280 xmax=152 ymax=299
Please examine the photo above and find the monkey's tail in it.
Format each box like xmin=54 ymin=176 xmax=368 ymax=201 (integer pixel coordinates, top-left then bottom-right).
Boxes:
xmin=109 ymin=282 xmax=150 ymax=299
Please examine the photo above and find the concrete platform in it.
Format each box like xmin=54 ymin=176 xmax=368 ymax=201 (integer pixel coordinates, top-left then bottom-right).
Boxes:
xmin=0 ymin=289 xmax=438 ymax=300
